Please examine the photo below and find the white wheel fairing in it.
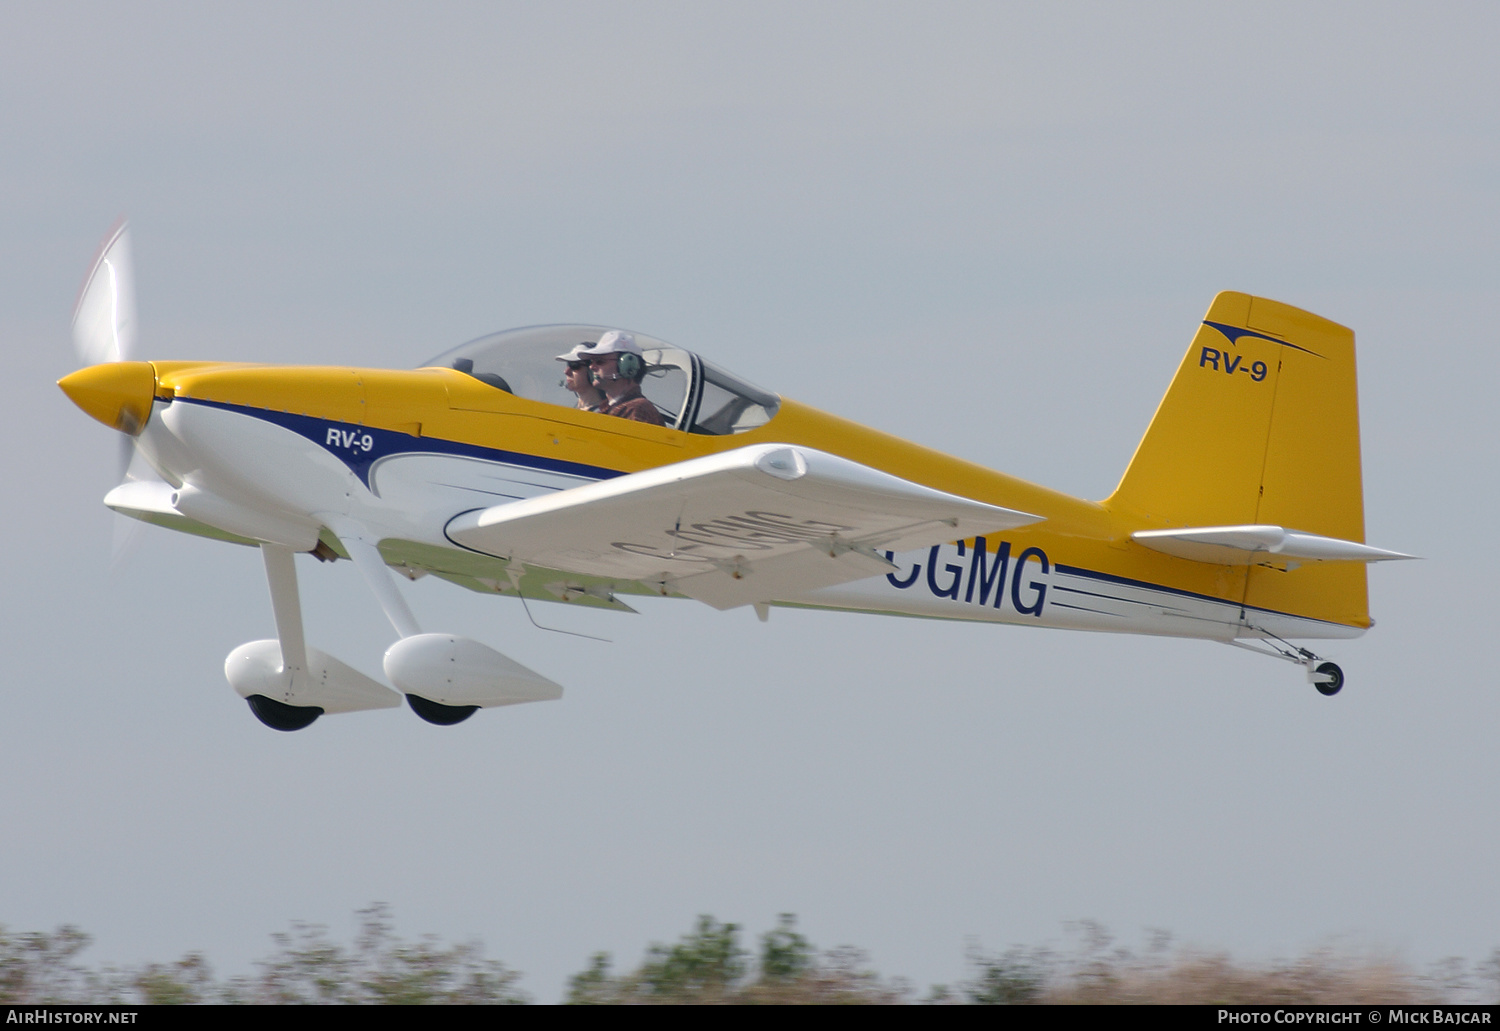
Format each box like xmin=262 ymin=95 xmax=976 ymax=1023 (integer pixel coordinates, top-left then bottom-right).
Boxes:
xmin=225 ymin=640 xmax=400 ymax=714
xmin=383 ymin=634 xmax=562 ymax=708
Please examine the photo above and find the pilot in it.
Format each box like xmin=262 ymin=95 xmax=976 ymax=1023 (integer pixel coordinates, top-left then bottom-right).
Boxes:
xmin=555 ymin=343 xmax=606 ymax=412
xmin=579 ymin=331 xmax=665 ymax=426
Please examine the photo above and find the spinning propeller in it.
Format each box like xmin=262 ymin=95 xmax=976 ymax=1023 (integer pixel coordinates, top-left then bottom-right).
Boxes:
xmin=60 ymin=221 xmax=165 ymax=557
xmin=71 ymin=220 xmax=137 ymax=367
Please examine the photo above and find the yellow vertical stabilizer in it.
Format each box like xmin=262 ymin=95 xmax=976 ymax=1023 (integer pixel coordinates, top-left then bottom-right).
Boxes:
xmin=1107 ymin=292 xmax=1369 ymax=629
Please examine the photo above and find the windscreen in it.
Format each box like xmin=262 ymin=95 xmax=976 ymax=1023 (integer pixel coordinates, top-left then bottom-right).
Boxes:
xmin=423 ymin=324 xmax=779 ymax=434
xmin=423 ymin=325 xmax=692 ymax=427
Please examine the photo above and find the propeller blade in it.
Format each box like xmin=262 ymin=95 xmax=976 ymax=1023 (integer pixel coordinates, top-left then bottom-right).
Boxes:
xmin=110 ymin=443 xmax=168 ymax=568
xmin=71 ymin=221 xmax=136 ymax=366
xmin=109 ymin=463 xmax=143 ymax=565
xmin=117 ymin=432 xmax=133 ymax=481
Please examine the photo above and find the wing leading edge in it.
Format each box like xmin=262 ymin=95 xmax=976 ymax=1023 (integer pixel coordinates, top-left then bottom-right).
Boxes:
xmin=444 ymin=444 xmax=1042 ymax=610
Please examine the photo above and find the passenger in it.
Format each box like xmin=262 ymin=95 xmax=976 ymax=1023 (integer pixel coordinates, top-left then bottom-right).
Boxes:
xmin=555 ymin=343 xmax=606 ymax=412
xmin=579 ymin=331 xmax=665 ymax=426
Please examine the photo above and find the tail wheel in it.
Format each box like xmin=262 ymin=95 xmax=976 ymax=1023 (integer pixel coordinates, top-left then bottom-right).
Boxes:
xmin=246 ymin=694 xmax=324 ymax=731
xmin=406 ymin=694 xmax=479 ymax=726
xmin=1313 ymin=662 xmax=1344 ymax=697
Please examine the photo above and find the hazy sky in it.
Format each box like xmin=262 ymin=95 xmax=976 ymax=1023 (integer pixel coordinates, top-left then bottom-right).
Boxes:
xmin=3 ymin=2 xmax=1497 ymax=1000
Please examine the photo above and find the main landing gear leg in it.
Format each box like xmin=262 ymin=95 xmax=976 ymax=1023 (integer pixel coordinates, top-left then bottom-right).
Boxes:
xmin=321 ymin=515 xmax=479 ymax=726
xmin=1227 ymin=632 xmax=1344 ymax=697
xmin=242 ymin=543 xmax=324 ymax=730
xmin=227 ymin=543 xmax=402 ymax=730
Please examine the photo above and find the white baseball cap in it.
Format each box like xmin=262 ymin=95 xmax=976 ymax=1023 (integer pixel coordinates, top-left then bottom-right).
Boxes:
xmin=554 ymin=343 xmax=593 ymax=364
xmin=578 ymin=330 xmax=643 ymax=357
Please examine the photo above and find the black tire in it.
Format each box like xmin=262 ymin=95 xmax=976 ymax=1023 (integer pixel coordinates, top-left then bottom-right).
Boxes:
xmin=406 ymin=694 xmax=479 ymax=726
xmin=246 ymin=694 xmax=324 ymax=731
xmin=1314 ymin=662 xmax=1344 ymax=696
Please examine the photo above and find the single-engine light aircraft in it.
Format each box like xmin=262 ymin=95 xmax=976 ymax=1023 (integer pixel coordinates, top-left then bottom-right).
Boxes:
xmin=60 ymin=224 xmax=1412 ymax=731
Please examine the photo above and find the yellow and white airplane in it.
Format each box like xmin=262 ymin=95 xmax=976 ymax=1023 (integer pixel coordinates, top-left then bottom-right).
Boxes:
xmin=60 ymin=224 xmax=1412 ymax=731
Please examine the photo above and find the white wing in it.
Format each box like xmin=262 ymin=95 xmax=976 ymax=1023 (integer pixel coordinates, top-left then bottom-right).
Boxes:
xmin=445 ymin=444 xmax=1042 ymax=610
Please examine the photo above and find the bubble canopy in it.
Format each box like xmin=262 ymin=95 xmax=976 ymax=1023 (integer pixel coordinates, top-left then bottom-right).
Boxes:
xmin=421 ymin=325 xmax=780 ymax=435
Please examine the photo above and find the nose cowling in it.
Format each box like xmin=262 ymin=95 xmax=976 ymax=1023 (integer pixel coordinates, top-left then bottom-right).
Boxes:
xmin=58 ymin=361 xmax=157 ymax=435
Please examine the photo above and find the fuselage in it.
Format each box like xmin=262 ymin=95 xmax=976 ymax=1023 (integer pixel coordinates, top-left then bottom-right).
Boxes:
xmin=64 ymin=348 xmax=1364 ymax=645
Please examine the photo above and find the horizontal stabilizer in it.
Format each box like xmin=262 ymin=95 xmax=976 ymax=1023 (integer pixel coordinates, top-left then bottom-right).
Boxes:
xmin=445 ymin=444 xmax=1041 ymax=610
xmin=1132 ymin=525 xmax=1415 ymax=566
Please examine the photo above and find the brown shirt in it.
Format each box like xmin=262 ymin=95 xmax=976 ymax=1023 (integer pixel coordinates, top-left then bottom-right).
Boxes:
xmin=601 ymin=387 xmax=665 ymax=426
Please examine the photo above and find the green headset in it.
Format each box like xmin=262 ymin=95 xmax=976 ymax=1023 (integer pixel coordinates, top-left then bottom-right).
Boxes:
xmin=616 ymin=350 xmax=644 ymax=380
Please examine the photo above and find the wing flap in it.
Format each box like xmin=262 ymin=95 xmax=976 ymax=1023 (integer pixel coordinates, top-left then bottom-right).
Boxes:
xmin=445 ymin=444 xmax=1041 ymax=609
xmin=1132 ymin=525 xmax=1415 ymax=565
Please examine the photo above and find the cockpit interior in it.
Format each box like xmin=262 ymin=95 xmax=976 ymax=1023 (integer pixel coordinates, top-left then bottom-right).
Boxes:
xmin=423 ymin=324 xmax=780 ymax=435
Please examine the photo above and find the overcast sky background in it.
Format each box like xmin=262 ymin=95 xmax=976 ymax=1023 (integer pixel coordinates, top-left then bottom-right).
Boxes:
xmin=2 ymin=2 xmax=1496 ymax=1000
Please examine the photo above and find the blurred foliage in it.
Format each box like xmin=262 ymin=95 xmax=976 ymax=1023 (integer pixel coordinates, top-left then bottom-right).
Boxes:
xmin=565 ymin=913 xmax=907 ymax=1004
xmin=965 ymin=944 xmax=1049 ymax=1004
xmin=759 ymin=912 xmax=815 ymax=983
xmin=0 ymin=905 xmax=524 ymax=1005
xmin=0 ymin=923 xmax=101 ymax=1004
xmin=222 ymin=904 xmax=524 ymax=1004
xmin=3 ymin=909 xmax=1498 ymax=1005
xmin=959 ymin=921 xmax=1475 ymax=1006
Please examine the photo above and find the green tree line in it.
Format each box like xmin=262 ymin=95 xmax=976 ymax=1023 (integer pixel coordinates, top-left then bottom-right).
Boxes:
xmin=2 ymin=907 xmax=1497 ymax=1005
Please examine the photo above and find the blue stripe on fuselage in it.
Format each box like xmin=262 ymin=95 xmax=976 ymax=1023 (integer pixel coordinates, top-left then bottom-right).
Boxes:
xmin=170 ymin=397 xmax=625 ymax=487
xmin=1053 ymin=563 xmax=1351 ymax=630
